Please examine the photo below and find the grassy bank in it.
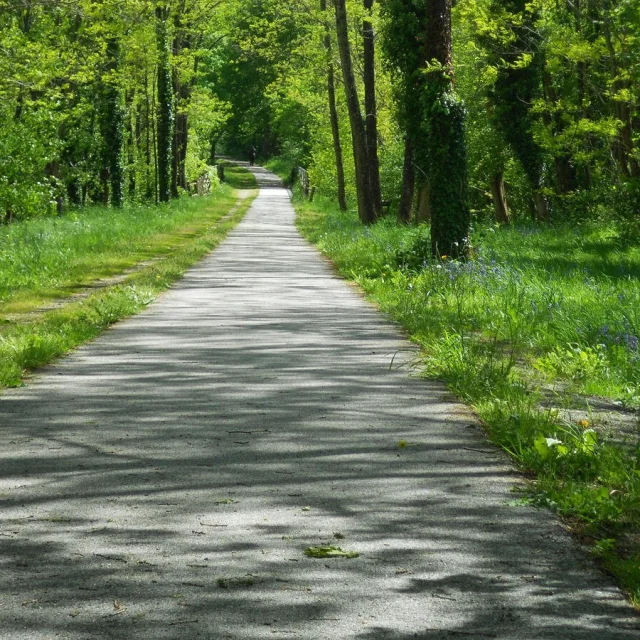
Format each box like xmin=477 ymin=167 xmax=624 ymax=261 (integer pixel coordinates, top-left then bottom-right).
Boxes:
xmin=296 ymin=196 xmax=640 ymax=605
xmin=264 ymin=157 xmax=294 ymax=184
xmin=217 ymin=160 xmax=259 ymax=189
xmin=0 ymin=183 xmax=255 ymax=388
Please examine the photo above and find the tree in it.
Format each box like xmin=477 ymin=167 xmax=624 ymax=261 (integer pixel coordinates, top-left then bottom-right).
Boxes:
xmin=380 ymin=0 xmax=429 ymax=224
xmin=156 ymin=3 xmax=174 ymax=203
xmin=101 ymin=37 xmax=125 ymax=206
xmin=382 ymin=0 xmax=469 ymax=255
xmin=320 ymin=0 xmax=347 ymax=211
xmin=363 ymin=0 xmax=383 ymax=216
xmin=424 ymin=0 xmax=470 ymax=257
xmin=334 ymin=0 xmax=375 ymax=224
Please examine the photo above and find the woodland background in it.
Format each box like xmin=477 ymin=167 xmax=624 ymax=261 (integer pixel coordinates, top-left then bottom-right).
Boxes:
xmin=1 ymin=0 xmax=638 ymax=239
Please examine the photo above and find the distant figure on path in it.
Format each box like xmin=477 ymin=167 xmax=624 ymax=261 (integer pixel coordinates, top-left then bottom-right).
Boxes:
xmin=249 ymin=146 xmax=257 ymax=167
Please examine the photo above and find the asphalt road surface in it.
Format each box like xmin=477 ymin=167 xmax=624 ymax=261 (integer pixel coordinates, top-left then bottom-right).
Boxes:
xmin=1 ymin=166 xmax=638 ymax=639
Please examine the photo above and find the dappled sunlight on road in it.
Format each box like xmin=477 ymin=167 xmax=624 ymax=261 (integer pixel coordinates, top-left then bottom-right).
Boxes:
xmin=0 ymin=169 xmax=637 ymax=639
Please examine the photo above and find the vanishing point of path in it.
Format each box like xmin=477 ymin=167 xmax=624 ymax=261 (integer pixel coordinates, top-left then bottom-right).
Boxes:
xmin=1 ymin=167 xmax=638 ymax=639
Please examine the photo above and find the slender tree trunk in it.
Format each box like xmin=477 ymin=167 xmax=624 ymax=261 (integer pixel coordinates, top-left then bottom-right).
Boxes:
xmin=490 ymin=171 xmax=510 ymax=224
xmin=152 ymin=67 xmax=159 ymax=205
xmin=533 ymin=193 xmax=549 ymax=221
xmin=156 ymin=5 xmax=174 ymax=203
xmin=604 ymin=42 xmax=638 ymax=178
xmin=102 ymin=37 xmax=125 ymax=207
xmin=320 ymin=0 xmax=347 ymax=211
xmin=171 ymin=9 xmax=190 ymax=197
xmin=363 ymin=0 xmax=382 ymax=216
xmin=144 ymin=71 xmax=154 ymax=201
xmin=425 ymin=0 xmax=470 ymax=258
xmin=416 ymin=184 xmax=430 ymax=223
xmin=127 ymin=90 xmax=137 ymax=199
xmin=398 ymin=137 xmax=415 ymax=224
xmin=334 ymin=0 xmax=375 ymax=224
xmin=542 ymin=67 xmax=577 ymax=196
xmin=488 ymin=0 xmax=547 ymax=221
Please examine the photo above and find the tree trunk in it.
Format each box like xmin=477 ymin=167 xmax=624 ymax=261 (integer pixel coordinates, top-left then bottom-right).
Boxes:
xmin=425 ymin=0 xmax=470 ymax=258
xmin=334 ymin=0 xmax=375 ymax=224
xmin=156 ymin=5 xmax=174 ymax=203
xmin=127 ymin=90 xmax=137 ymax=199
xmin=398 ymin=137 xmax=415 ymax=224
xmin=320 ymin=0 xmax=347 ymax=211
xmin=533 ymin=192 xmax=549 ymax=222
xmin=416 ymin=183 xmax=430 ymax=223
xmin=152 ymin=67 xmax=159 ymax=204
xmin=363 ymin=0 xmax=382 ymax=216
xmin=171 ymin=10 xmax=190 ymax=197
xmin=488 ymin=0 xmax=546 ymax=220
xmin=144 ymin=71 xmax=154 ymax=200
xmin=102 ymin=37 xmax=125 ymax=207
xmin=542 ymin=67 xmax=577 ymax=196
xmin=490 ymin=171 xmax=510 ymax=224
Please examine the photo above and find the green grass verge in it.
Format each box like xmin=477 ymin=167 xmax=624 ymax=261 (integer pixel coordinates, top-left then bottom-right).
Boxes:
xmin=265 ymin=157 xmax=294 ymax=184
xmin=217 ymin=161 xmax=258 ymax=189
xmin=296 ymin=196 xmax=640 ymax=606
xmin=0 ymin=185 xmax=242 ymax=315
xmin=0 ymin=188 xmax=254 ymax=389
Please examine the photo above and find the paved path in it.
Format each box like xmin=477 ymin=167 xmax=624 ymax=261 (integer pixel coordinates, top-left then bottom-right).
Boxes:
xmin=1 ymin=167 xmax=638 ymax=639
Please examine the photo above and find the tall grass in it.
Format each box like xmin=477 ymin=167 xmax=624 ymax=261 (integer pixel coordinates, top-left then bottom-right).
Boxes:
xmin=0 ymin=187 xmax=253 ymax=387
xmin=297 ymin=196 xmax=640 ymax=605
xmin=0 ymin=186 xmax=238 ymax=313
xmin=217 ymin=161 xmax=259 ymax=189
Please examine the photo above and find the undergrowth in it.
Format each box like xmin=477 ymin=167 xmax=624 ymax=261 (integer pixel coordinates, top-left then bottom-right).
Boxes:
xmin=217 ymin=161 xmax=259 ymax=189
xmin=0 ymin=188 xmax=254 ymax=388
xmin=296 ymin=196 xmax=640 ymax=606
xmin=265 ymin=157 xmax=295 ymax=184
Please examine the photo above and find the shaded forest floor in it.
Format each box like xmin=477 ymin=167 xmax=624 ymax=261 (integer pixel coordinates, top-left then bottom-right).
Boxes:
xmin=295 ymin=195 xmax=640 ymax=605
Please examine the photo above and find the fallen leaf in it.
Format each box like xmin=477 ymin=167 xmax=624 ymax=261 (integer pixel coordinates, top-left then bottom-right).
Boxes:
xmin=304 ymin=546 xmax=359 ymax=559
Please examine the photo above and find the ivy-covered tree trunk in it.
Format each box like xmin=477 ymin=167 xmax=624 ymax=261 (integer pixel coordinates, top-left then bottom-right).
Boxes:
xmin=126 ymin=90 xmax=137 ymax=199
xmin=425 ymin=0 xmax=470 ymax=258
xmin=380 ymin=0 xmax=429 ymax=226
xmin=334 ymin=0 xmax=375 ymax=224
xmin=144 ymin=70 xmax=155 ymax=201
xmin=172 ymin=7 xmax=190 ymax=197
xmin=101 ymin=37 xmax=125 ymax=207
xmin=363 ymin=0 xmax=382 ymax=216
xmin=320 ymin=0 xmax=347 ymax=212
xmin=156 ymin=5 xmax=174 ymax=203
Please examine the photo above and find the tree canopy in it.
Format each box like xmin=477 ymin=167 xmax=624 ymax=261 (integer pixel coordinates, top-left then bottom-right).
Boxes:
xmin=0 ymin=0 xmax=638 ymax=243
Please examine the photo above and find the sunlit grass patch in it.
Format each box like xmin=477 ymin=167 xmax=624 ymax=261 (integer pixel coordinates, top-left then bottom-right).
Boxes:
xmin=0 ymin=186 xmax=239 ymax=315
xmin=217 ymin=161 xmax=258 ymax=189
xmin=0 ymin=188 xmax=253 ymax=388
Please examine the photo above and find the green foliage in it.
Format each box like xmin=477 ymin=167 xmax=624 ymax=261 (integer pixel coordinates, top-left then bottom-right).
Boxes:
xmin=534 ymin=344 xmax=608 ymax=381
